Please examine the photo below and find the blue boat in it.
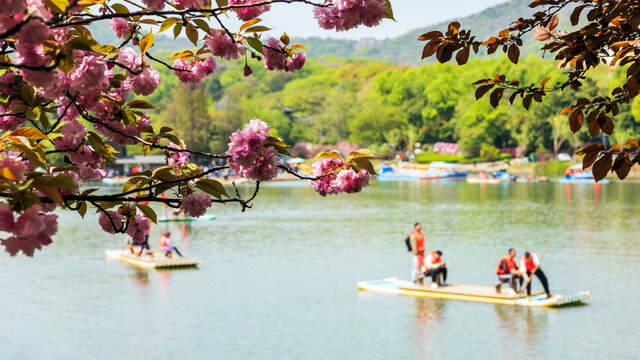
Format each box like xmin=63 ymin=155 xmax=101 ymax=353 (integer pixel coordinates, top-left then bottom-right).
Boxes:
xmin=559 ymin=164 xmax=610 ymax=184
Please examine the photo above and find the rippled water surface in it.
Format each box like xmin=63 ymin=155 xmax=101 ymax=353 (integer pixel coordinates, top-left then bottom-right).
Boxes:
xmin=2 ymin=180 xmax=640 ymax=359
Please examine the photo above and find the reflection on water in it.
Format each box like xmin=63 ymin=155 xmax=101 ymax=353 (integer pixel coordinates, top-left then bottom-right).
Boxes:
xmin=413 ymin=298 xmax=446 ymax=358
xmin=2 ymin=180 xmax=640 ymax=359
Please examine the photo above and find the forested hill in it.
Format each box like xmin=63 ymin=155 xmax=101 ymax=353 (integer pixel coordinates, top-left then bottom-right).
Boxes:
xmin=300 ymin=0 xmax=537 ymax=64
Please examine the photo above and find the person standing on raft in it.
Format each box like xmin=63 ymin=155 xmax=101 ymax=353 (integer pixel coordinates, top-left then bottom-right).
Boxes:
xmin=409 ymin=223 xmax=426 ymax=285
xmin=495 ymin=248 xmax=522 ymax=294
xmin=422 ymin=250 xmax=448 ymax=288
xmin=519 ymin=251 xmax=551 ymax=300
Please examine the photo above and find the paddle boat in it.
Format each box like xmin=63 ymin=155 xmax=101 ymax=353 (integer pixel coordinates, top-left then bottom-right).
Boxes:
xmin=158 ymin=214 xmax=216 ymax=223
xmin=105 ymin=249 xmax=200 ymax=268
xmin=358 ymin=277 xmax=590 ymax=307
xmin=559 ymin=164 xmax=610 ymax=184
xmin=467 ymin=170 xmax=517 ymax=184
xmin=418 ymin=162 xmax=467 ymax=180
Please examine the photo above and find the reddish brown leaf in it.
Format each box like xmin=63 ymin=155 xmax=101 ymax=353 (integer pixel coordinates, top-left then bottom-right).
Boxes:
xmin=475 ymin=84 xmax=493 ymax=100
xmin=456 ymin=46 xmax=470 ymax=65
xmin=624 ymin=138 xmax=639 ymax=149
xmin=570 ymin=5 xmax=587 ymax=26
xmin=601 ymin=115 xmax=614 ymax=135
xmin=522 ymin=95 xmax=532 ymax=110
xmin=569 ymin=110 xmax=583 ymax=133
xmin=592 ymin=153 xmax=613 ymax=182
xmin=421 ymin=41 xmax=440 ymax=59
xmin=576 ymin=143 xmax=605 ymax=156
xmin=582 ymin=151 xmax=599 ymax=170
xmin=588 ymin=119 xmax=600 ymax=137
xmin=489 ymin=88 xmax=504 ymax=108
xmin=418 ymin=31 xmax=443 ymax=41
xmin=614 ymin=156 xmax=631 ymax=180
xmin=541 ymin=76 xmax=551 ymax=88
xmin=560 ymin=106 xmax=573 ymax=114
xmin=547 ymin=13 xmax=559 ymax=31
xmin=507 ymin=43 xmax=520 ymax=64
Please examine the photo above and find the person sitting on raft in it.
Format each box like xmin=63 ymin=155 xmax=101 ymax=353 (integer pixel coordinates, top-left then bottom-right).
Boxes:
xmin=495 ymin=248 xmax=522 ymax=294
xmin=422 ymin=250 xmax=448 ymax=288
xmin=519 ymin=251 xmax=551 ymax=300
xmin=159 ymin=232 xmax=183 ymax=258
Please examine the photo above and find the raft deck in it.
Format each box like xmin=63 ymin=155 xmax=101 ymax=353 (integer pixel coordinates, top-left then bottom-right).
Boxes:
xmin=358 ymin=277 xmax=591 ymax=307
xmin=105 ymin=249 xmax=200 ymax=269
xmin=158 ymin=214 xmax=216 ymax=223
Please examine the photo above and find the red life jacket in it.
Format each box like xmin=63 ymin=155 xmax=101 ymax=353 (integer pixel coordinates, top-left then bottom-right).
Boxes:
xmin=495 ymin=255 xmax=517 ymax=275
xmin=519 ymin=253 xmax=537 ymax=272
xmin=412 ymin=231 xmax=425 ymax=254
xmin=426 ymin=250 xmax=442 ymax=266
xmin=145 ymin=218 xmax=151 ymax=235
xmin=159 ymin=235 xmax=169 ymax=248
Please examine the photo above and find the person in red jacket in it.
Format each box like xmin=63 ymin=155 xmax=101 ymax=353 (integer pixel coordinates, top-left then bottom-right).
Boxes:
xmin=422 ymin=250 xmax=448 ymax=288
xmin=519 ymin=251 xmax=551 ymax=300
xmin=409 ymin=223 xmax=426 ymax=284
xmin=495 ymin=248 xmax=522 ymax=293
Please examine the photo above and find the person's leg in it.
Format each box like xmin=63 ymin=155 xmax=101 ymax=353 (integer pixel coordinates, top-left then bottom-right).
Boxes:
xmin=412 ymin=256 xmax=419 ymax=282
xmin=535 ymin=268 xmax=551 ymax=296
xmin=173 ymin=247 xmax=183 ymax=257
xmin=426 ymin=269 xmax=437 ymax=282
xmin=518 ymin=275 xmax=523 ymax=292
xmin=441 ymin=267 xmax=447 ymax=282
xmin=526 ymin=271 xmax=532 ymax=295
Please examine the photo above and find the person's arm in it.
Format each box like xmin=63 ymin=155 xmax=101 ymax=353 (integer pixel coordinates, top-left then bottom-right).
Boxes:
xmin=424 ymin=254 xmax=433 ymax=270
xmin=532 ymin=253 xmax=540 ymax=268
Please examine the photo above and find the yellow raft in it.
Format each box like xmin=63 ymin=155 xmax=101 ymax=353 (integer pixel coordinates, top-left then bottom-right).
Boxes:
xmin=105 ymin=249 xmax=200 ymax=269
xmin=358 ymin=277 xmax=591 ymax=307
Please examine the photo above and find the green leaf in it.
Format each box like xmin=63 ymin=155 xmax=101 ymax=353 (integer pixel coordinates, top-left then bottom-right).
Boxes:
xmin=137 ymin=204 xmax=157 ymax=224
xmin=350 ymin=149 xmax=375 ymax=158
xmin=111 ymin=3 xmax=129 ymax=13
xmin=244 ymin=26 xmax=271 ymax=33
xmin=21 ymin=85 xmax=35 ymax=105
xmin=122 ymin=176 xmax=148 ymax=192
xmin=139 ymin=32 xmax=155 ymax=54
xmin=192 ymin=19 xmax=211 ymax=34
xmin=383 ymin=0 xmax=395 ymax=20
xmin=127 ymin=99 xmax=157 ymax=109
xmin=195 ymin=179 xmax=229 ymax=200
xmin=185 ymin=23 xmax=199 ymax=46
xmin=173 ymin=22 xmax=183 ymax=40
xmin=32 ymin=175 xmax=78 ymax=189
xmin=351 ymin=158 xmax=377 ymax=175
xmin=215 ymin=0 xmax=228 ymax=7
xmin=245 ymin=37 xmax=263 ymax=54
xmin=315 ymin=151 xmax=341 ymax=159
xmin=159 ymin=18 xmax=179 ymax=33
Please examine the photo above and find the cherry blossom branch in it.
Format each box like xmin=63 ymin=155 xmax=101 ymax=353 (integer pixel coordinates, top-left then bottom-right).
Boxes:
xmin=145 ymin=52 xmax=190 ymax=72
xmin=277 ymin=164 xmax=321 ymax=180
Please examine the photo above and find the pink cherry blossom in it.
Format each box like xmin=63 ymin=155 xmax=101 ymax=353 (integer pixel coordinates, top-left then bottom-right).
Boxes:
xmin=18 ymin=19 xmax=50 ymax=45
xmin=167 ymin=142 xmax=190 ymax=168
xmin=175 ymin=0 xmax=209 ymax=8
xmin=228 ymin=0 xmax=271 ymax=21
xmin=227 ymin=119 xmax=282 ymax=181
xmin=263 ymin=38 xmax=286 ymax=71
xmin=288 ymin=52 xmax=306 ymax=71
xmin=309 ymin=158 xmax=345 ymax=196
xmin=110 ymin=18 xmax=130 ymax=38
xmin=142 ymin=0 xmax=165 ymax=10
xmin=314 ymin=0 xmax=387 ymax=31
xmin=98 ymin=211 xmax=125 ymax=234
xmin=59 ymin=119 xmax=86 ymax=147
xmin=77 ymin=164 xmax=107 ymax=180
xmin=117 ymin=47 xmax=142 ymax=72
xmin=173 ymin=57 xmax=216 ymax=84
xmin=130 ymin=67 xmax=161 ymax=96
xmin=193 ymin=56 xmax=217 ymax=80
xmin=205 ymin=30 xmax=245 ymax=60
xmin=332 ymin=168 xmax=369 ymax=193
xmin=0 ymin=0 xmax=27 ymax=16
xmin=0 ymin=100 xmax=27 ymax=131
xmin=180 ymin=193 xmax=212 ymax=218
xmin=69 ymin=54 xmax=107 ymax=94
xmin=27 ymin=0 xmax=52 ymax=19
xmin=0 ymin=203 xmax=15 ymax=232
xmin=2 ymin=204 xmax=58 ymax=256
xmin=0 ymin=153 xmax=28 ymax=182
xmin=126 ymin=215 xmax=150 ymax=242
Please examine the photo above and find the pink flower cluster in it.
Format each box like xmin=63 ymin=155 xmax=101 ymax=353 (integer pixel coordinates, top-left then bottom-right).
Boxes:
xmin=0 ymin=204 xmax=58 ymax=256
xmin=69 ymin=54 xmax=107 ymax=94
xmin=205 ymin=31 xmax=245 ymax=61
xmin=1 ymin=0 xmax=27 ymax=16
xmin=142 ymin=0 xmax=165 ymax=10
xmin=309 ymin=158 xmax=370 ymax=196
xmin=227 ymin=119 xmax=281 ymax=181
xmin=167 ymin=141 xmax=190 ymax=168
xmin=263 ymin=38 xmax=306 ymax=72
xmin=314 ymin=0 xmax=388 ymax=31
xmin=110 ymin=18 xmax=129 ymax=39
xmin=98 ymin=211 xmax=125 ymax=234
xmin=53 ymin=119 xmax=86 ymax=150
xmin=126 ymin=215 xmax=150 ymax=242
xmin=180 ymin=193 xmax=212 ymax=218
xmin=175 ymin=0 xmax=209 ymax=9
xmin=173 ymin=57 xmax=217 ymax=84
xmin=228 ymin=0 xmax=271 ymax=21
xmin=0 ymin=153 xmax=28 ymax=182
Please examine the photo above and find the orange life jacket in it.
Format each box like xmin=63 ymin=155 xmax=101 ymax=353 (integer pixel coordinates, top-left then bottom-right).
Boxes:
xmin=495 ymin=255 xmax=517 ymax=275
xmin=145 ymin=218 xmax=151 ymax=235
xmin=159 ymin=235 xmax=170 ymax=248
xmin=426 ymin=250 xmax=442 ymax=266
xmin=519 ymin=253 xmax=537 ymax=272
xmin=412 ymin=231 xmax=425 ymax=254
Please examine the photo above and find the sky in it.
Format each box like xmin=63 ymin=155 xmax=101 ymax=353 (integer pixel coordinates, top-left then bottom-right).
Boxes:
xmin=227 ymin=0 xmax=510 ymax=40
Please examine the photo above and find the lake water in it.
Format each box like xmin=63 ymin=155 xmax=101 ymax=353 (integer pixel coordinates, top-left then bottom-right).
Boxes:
xmin=1 ymin=179 xmax=640 ymax=359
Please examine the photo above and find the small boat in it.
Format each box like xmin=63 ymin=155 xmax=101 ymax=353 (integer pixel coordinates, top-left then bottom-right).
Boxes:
xmin=358 ymin=277 xmax=590 ymax=307
xmin=560 ymin=164 xmax=610 ymax=184
xmin=467 ymin=170 xmax=517 ymax=184
xmin=105 ymin=249 xmax=200 ymax=268
xmin=417 ymin=162 xmax=467 ymax=180
xmin=158 ymin=214 xmax=216 ymax=223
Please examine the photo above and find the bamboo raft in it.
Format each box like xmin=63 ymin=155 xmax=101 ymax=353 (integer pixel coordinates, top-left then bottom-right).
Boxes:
xmin=105 ymin=249 xmax=200 ymax=269
xmin=358 ymin=277 xmax=591 ymax=307
xmin=158 ymin=214 xmax=216 ymax=223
